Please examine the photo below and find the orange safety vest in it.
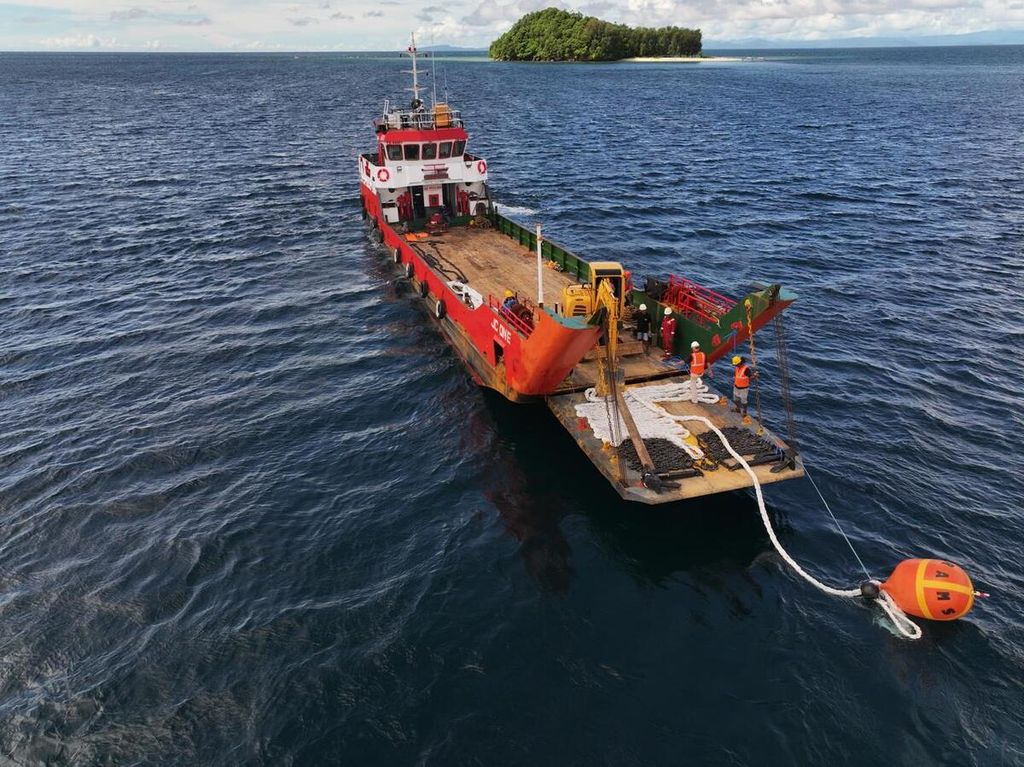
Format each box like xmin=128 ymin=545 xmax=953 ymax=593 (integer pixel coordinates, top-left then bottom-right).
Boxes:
xmin=734 ymin=363 xmax=750 ymax=388
xmin=690 ymin=351 xmax=706 ymax=375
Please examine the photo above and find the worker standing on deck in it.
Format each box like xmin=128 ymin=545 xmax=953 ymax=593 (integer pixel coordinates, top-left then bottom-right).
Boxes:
xmin=688 ymin=341 xmax=707 ymax=402
xmin=634 ymin=304 xmax=652 ymax=354
xmin=660 ymin=307 xmax=677 ymax=360
xmin=731 ymin=355 xmax=757 ymax=419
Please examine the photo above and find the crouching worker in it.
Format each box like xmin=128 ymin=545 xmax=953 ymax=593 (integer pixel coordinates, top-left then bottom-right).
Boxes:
xmin=731 ymin=355 xmax=758 ymax=419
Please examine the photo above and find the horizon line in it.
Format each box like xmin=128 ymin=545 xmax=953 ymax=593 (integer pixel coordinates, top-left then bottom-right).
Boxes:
xmin=3 ymin=41 xmax=1024 ymax=54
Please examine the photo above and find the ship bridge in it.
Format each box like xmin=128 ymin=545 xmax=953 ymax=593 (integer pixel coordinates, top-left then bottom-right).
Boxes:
xmin=358 ymin=36 xmax=491 ymax=228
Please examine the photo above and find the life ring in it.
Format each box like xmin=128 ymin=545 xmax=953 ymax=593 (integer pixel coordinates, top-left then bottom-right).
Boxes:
xmin=419 ymin=280 xmax=429 ymax=298
xmin=393 ymin=247 xmax=401 ymax=263
xmin=476 ymin=160 xmax=487 ymax=175
xmin=405 ymin=262 xmax=414 ymax=279
xmin=377 ymin=168 xmax=390 ymax=183
xmin=434 ymin=299 xmax=446 ymax=320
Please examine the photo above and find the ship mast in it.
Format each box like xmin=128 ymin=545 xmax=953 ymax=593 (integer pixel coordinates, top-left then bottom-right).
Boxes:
xmin=404 ymin=34 xmax=422 ymax=107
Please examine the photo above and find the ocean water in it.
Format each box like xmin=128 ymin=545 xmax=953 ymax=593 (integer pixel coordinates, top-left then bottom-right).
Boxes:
xmin=1 ymin=46 xmax=1023 ymax=765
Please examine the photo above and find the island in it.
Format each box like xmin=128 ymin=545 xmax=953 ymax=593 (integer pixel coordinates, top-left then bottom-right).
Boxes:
xmin=489 ymin=8 xmax=702 ymax=62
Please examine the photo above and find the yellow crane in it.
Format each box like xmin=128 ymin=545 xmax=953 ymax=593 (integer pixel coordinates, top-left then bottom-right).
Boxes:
xmin=568 ymin=267 xmax=664 ymax=492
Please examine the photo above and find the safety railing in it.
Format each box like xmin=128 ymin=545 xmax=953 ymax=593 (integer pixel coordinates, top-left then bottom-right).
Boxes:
xmin=375 ymin=108 xmax=465 ymax=132
xmin=488 ymin=294 xmax=536 ymax=338
xmin=663 ymin=276 xmax=734 ymax=326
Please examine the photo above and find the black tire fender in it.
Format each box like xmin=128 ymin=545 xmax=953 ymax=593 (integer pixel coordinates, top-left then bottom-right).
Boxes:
xmin=405 ymin=262 xmax=414 ymax=279
xmin=419 ymin=279 xmax=429 ymax=298
xmin=374 ymin=228 xmax=384 ymax=243
xmin=393 ymin=247 xmax=401 ymax=263
xmin=434 ymin=299 xmax=446 ymax=320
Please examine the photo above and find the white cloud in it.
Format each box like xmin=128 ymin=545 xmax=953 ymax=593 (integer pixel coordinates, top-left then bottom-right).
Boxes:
xmin=5 ymin=0 xmax=1024 ymax=50
xmin=38 ymin=33 xmax=118 ymax=48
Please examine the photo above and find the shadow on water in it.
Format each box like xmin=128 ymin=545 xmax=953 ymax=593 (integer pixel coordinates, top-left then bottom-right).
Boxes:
xmin=477 ymin=389 xmax=775 ymax=591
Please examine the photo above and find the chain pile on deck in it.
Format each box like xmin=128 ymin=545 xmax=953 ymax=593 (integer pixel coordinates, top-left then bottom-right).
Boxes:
xmin=697 ymin=426 xmax=781 ymax=468
xmin=618 ymin=438 xmax=697 ymax=474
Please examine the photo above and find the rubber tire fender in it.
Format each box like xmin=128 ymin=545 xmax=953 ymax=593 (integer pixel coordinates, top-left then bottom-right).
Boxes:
xmin=374 ymin=228 xmax=384 ymax=244
xmin=419 ymin=279 xmax=429 ymax=298
xmin=434 ymin=299 xmax=446 ymax=320
xmin=405 ymin=262 xmax=414 ymax=279
xmin=393 ymin=247 xmax=401 ymax=263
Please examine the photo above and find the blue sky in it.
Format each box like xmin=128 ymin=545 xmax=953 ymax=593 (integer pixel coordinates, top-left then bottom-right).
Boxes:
xmin=2 ymin=0 xmax=1023 ymax=51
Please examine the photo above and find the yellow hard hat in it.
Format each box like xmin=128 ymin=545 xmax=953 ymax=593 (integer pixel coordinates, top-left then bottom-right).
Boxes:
xmin=504 ymin=289 xmax=514 ymax=298
xmin=731 ymin=355 xmax=742 ymax=365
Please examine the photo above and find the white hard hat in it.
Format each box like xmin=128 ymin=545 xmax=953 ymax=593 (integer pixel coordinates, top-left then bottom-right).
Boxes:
xmin=664 ymin=307 xmax=672 ymax=315
xmin=638 ymin=304 xmax=647 ymax=311
xmin=691 ymin=341 xmax=700 ymax=348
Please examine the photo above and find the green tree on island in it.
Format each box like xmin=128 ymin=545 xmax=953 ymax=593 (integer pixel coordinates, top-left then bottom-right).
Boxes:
xmin=489 ymin=8 xmax=702 ymax=61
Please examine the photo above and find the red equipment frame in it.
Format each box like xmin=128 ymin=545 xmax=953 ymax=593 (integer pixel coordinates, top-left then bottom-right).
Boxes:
xmin=662 ymin=276 xmax=734 ymax=326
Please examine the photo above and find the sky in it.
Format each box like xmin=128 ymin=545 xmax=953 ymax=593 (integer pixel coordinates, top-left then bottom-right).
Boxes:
xmin=1 ymin=0 xmax=1023 ymax=51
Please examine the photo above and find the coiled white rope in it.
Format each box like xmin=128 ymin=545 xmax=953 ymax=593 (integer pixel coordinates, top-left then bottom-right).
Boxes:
xmin=677 ymin=415 xmax=923 ymax=640
xmin=578 ymin=381 xmax=718 ymax=459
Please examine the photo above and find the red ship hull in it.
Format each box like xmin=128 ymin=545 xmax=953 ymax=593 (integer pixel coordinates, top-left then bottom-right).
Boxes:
xmin=361 ymin=186 xmax=601 ymax=402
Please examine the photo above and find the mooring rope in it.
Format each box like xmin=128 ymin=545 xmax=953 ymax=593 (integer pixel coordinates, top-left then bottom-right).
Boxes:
xmin=677 ymin=415 xmax=922 ymax=640
xmin=804 ymin=466 xmax=873 ymax=582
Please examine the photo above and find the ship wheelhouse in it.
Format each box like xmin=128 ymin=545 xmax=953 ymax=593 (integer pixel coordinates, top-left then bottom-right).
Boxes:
xmin=358 ymin=51 xmax=490 ymax=230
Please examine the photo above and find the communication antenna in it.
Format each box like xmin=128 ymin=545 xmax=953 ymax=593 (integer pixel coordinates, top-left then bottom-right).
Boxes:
xmin=443 ymin=65 xmax=449 ymax=103
xmin=431 ymin=34 xmax=438 ymax=106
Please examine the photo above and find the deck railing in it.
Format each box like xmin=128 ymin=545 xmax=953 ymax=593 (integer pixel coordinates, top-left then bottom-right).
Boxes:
xmin=375 ymin=107 xmax=465 ymax=132
xmin=663 ymin=276 xmax=734 ymax=326
xmin=488 ymin=294 xmax=536 ymax=338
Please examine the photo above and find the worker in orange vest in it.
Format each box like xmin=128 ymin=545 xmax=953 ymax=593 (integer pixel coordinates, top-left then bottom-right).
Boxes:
xmin=660 ymin=307 xmax=677 ymax=360
xmin=731 ymin=354 xmax=758 ymax=419
xmin=688 ymin=340 xmax=709 ymax=402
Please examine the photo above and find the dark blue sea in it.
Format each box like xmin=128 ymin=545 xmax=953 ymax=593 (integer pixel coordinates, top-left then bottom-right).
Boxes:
xmin=2 ymin=45 xmax=1023 ymax=765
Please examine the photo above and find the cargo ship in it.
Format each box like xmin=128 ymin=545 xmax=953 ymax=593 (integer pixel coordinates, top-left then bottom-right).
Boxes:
xmin=358 ymin=41 xmax=803 ymax=504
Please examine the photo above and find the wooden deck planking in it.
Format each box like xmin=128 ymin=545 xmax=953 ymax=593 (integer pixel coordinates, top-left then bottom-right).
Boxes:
xmin=547 ymin=376 xmax=803 ymax=504
xmin=557 ymin=348 xmax=695 ymax=393
xmin=410 ymin=226 xmax=579 ymax=303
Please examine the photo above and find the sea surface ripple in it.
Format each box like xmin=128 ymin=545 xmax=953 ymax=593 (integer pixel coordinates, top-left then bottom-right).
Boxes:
xmin=1 ymin=47 xmax=1023 ymax=765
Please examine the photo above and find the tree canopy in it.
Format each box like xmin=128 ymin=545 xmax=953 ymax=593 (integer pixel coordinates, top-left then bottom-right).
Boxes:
xmin=488 ymin=8 xmax=702 ymax=61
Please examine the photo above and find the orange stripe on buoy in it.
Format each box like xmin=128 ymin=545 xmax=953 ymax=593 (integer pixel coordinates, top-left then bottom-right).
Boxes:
xmin=915 ymin=559 xmax=934 ymax=620
xmin=921 ymin=580 xmax=973 ymax=596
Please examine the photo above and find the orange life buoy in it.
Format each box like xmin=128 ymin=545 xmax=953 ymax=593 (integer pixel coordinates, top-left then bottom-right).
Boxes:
xmin=377 ymin=168 xmax=390 ymax=183
xmin=880 ymin=558 xmax=975 ymax=621
xmin=476 ymin=160 xmax=487 ymax=174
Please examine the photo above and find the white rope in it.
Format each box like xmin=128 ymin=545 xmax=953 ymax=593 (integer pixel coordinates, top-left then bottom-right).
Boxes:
xmin=576 ymin=381 xmax=718 ymax=459
xmin=675 ymin=415 xmax=922 ymax=640
xmin=878 ymin=590 xmax=924 ymax=639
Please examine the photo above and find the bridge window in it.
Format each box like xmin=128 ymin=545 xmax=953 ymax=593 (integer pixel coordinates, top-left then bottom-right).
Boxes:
xmin=452 ymin=140 xmax=465 ymax=157
xmin=386 ymin=144 xmax=402 ymax=161
xmin=438 ymin=141 xmax=453 ymax=159
xmin=403 ymin=143 xmax=420 ymax=161
xmin=422 ymin=143 xmax=437 ymax=160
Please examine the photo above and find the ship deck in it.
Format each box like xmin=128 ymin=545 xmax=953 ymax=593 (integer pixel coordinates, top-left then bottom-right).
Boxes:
xmin=547 ymin=350 xmax=804 ymax=504
xmin=404 ymin=226 xmax=579 ymax=303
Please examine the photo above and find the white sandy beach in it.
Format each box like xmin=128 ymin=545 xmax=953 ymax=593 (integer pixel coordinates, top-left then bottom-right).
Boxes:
xmin=621 ymin=56 xmax=748 ymax=62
